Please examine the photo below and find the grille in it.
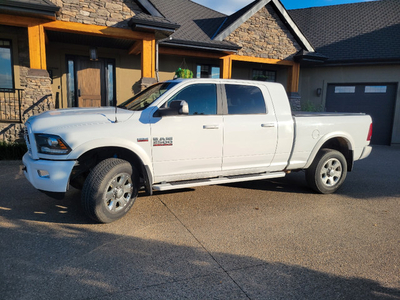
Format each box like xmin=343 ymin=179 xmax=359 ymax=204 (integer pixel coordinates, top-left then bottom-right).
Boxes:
xmin=24 ymin=126 xmax=32 ymax=155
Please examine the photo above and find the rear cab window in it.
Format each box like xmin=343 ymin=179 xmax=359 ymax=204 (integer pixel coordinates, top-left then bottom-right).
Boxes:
xmin=224 ymin=84 xmax=267 ymax=115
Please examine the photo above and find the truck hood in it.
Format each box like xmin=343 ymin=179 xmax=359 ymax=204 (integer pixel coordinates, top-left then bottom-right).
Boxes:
xmin=27 ymin=107 xmax=135 ymax=133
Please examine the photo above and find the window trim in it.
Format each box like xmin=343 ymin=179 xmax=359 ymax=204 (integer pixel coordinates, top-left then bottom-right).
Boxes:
xmin=0 ymin=38 xmax=15 ymax=90
xmin=196 ymin=64 xmax=220 ymax=79
xmin=252 ymin=69 xmax=276 ymax=82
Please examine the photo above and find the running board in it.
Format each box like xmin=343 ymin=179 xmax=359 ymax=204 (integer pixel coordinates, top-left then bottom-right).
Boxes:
xmin=152 ymin=172 xmax=286 ymax=191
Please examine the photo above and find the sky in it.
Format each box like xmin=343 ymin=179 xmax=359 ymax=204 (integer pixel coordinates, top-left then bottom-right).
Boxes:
xmin=191 ymin=0 xmax=377 ymax=14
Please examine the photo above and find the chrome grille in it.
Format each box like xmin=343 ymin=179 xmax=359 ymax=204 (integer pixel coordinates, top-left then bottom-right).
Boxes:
xmin=24 ymin=126 xmax=32 ymax=155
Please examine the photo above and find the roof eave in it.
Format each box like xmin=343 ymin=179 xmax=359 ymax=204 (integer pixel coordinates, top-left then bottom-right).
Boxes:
xmin=161 ymin=40 xmax=239 ymax=53
xmin=136 ymin=0 xmax=163 ymax=17
xmin=0 ymin=1 xmax=59 ymax=18
xmin=213 ymin=0 xmax=314 ymax=53
xmin=214 ymin=0 xmax=271 ymax=41
xmin=271 ymin=0 xmax=314 ymax=52
xmin=321 ymin=58 xmax=400 ymax=67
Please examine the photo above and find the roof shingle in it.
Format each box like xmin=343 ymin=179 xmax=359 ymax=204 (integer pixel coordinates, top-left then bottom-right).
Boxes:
xmin=289 ymin=0 xmax=400 ymax=63
xmin=148 ymin=0 xmax=239 ymax=50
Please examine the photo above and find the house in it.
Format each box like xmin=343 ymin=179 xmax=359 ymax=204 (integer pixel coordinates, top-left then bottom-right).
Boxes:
xmin=0 ymin=0 xmax=398 ymax=145
xmin=289 ymin=0 xmax=400 ymax=145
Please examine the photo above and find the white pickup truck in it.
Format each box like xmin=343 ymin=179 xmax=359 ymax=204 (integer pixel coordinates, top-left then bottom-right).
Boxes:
xmin=23 ymin=79 xmax=372 ymax=223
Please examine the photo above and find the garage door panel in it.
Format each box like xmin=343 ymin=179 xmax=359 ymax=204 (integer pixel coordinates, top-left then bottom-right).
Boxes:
xmin=326 ymin=83 xmax=397 ymax=145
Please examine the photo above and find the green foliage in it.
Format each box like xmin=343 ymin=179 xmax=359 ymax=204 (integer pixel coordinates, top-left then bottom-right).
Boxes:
xmin=0 ymin=141 xmax=27 ymax=160
xmin=301 ymin=100 xmax=323 ymax=112
xmin=175 ymin=68 xmax=193 ymax=79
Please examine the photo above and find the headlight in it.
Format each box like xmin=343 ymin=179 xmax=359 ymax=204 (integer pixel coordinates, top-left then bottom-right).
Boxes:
xmin=35 ymin=134 xmax=72 ymax=155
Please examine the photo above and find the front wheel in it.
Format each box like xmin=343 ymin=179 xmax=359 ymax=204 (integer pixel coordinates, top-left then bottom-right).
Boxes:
xmin=306 ymin=149 xmax=347 ymax=194
xmin=81 ymin=158 xmax=138 ymax=223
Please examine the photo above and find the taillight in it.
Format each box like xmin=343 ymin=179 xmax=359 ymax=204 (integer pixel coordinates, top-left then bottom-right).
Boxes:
xmin=367 ymin=123 xmax=373 ymax=141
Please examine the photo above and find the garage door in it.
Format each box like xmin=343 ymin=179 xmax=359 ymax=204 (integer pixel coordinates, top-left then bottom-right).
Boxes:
xmin=326 ymin=83 xmax=397 ymax=145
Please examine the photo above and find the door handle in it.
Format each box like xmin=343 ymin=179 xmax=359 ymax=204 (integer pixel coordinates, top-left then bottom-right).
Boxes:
xmin=261 ymin=123 xmax=275 ymax=128
xmin=203 ymin=125 xmax=219 ymax=129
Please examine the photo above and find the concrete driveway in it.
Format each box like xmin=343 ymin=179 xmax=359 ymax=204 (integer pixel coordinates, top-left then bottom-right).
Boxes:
xmin=0 ymin=146 xmax=399 ymax=299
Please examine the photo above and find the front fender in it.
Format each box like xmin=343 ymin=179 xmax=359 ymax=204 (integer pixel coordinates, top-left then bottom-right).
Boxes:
xmin=66 ymin=138 xmax=153 ymax=175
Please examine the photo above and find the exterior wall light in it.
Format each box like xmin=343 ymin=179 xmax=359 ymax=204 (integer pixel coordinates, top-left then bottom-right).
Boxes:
xmin=89 ymin=47 xmax=98 ymax=61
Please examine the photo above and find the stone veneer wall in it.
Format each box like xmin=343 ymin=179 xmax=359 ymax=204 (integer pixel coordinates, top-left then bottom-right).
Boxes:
xmin=50 ymin=0 xmax=143 ymax=27
xmin=0 ymin=70 xmax=54 ymax=143
xmin=225 ymin=5 xmax=301 ymax=60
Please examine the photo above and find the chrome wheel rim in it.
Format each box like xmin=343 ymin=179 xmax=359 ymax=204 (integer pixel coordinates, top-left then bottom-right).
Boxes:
xmin=320 ymin=158 xmax=342 ymax=187
xmin=104 ymin=172 xmax=133 ymax=213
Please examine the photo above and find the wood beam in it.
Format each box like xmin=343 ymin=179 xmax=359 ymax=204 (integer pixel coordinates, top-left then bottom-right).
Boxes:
xmin=43 ymin=20 xmax=154 ymax=41
xmin=128 ymin=41 xmax=142 ymax=55
xmin=220 ymin=56 xmax=232 ymax=79
xmin=28 ymin=24 xmax=46 ymax=70
xmin=141 ymin=38 xmax=155 ymax=79
xmin=229 ymin=54 xmax=296 ymax=66
xmin=159 ymin=47 xmax=225 ymax=59
xmin=287 ymin=62 xmax=300 ymax=93
xmin=0 ymin=14 xmax=42 ymax=27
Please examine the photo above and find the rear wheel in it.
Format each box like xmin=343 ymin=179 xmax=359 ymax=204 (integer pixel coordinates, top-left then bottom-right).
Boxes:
xmin=306 ymin=149 xmax=347 ymax=194
xmin=81 ymin=158 xmax=138 ymax=223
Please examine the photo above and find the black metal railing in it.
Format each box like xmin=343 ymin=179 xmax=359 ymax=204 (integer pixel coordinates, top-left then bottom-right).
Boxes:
xmin=0 ymin=88 xmax=23 ymax=123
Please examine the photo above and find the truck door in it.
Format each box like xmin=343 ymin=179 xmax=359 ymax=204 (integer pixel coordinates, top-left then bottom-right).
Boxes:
xmin=150 ymin=83 xmax=223 ymax=181
xmin=222 ymin=84 xmax=278 ymax=172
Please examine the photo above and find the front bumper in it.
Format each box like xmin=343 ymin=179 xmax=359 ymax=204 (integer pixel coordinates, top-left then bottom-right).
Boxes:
xmin=22 ymin=153 xmax=76 ymax=193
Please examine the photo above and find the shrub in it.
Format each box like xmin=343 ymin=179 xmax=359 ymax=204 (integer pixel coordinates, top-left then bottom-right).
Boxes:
xmin=0 ymin=141 xmax=27 ymax=160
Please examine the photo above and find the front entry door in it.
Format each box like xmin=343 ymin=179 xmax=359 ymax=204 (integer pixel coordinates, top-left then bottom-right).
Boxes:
xmin=76 ymin=59 xmax=104 ymax=107
xmin=66 ymin=56 xmax=115 ymax=108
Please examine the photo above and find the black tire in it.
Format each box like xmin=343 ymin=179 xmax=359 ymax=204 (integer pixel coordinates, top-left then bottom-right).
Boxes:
xmin=306 ymin=149 xmax=347 ymax=194
xmin=81 ymin=158 xmax=138 ymax=223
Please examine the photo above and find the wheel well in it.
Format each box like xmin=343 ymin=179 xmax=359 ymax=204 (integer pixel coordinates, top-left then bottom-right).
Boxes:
xmin=70 ymin=147 xmax=146 ymax=189
xmin=320 ymin=138 xmax=353 ymax=171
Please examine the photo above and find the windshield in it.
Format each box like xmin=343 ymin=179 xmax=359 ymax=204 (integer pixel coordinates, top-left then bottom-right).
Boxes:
xmin=118 ymin=82 xmax=178 ymax=111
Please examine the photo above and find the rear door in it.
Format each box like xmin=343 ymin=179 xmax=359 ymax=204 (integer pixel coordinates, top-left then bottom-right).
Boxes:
xmin=222 ymin=83 xmax=278 ymax=172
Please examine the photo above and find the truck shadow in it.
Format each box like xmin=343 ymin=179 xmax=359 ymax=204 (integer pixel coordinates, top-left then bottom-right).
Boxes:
xmin=1 ymin=214 xmax=399 ymax=300
xmin=224 ymin=146 xmax=400 ymax=200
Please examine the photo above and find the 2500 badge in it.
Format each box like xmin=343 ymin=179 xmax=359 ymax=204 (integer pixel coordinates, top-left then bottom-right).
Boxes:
xmin=153 ymin=137 xmax=173 ymax=146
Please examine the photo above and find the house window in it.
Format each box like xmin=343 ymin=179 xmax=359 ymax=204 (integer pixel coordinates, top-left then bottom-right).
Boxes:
xmin=334 ymin=86 xmax=355 ymax=93
xmin=252 ymin=69 xmax=276 ymax=82
xmin=196 ymin=65 xmax=220 ymax=78
xmin=0 ymin=39 xmax=14 ymax=89
xmin=365 ymin=86 xmax=387 ymax=93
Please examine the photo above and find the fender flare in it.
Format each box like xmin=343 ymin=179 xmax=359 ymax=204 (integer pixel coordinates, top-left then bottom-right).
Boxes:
xmin=66 ymin=138 xmax=154 ymax=182
xmin=304 ymin=132 xmax=355 ymax=170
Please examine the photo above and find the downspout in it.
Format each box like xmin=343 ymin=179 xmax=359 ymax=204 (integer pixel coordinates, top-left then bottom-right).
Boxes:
xmin=156 ymin=36 xmax=173 ymax=82
xmin=156 ymin=40 xmax=160 ymax=82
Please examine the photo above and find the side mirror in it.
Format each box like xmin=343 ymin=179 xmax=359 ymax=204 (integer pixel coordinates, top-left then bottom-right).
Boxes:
xmin=155 ymin=100 xmax=189 ymax=117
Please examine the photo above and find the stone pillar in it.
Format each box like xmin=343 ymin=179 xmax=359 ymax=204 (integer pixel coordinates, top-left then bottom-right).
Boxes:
xmin=287 ymin=92 xmax=301 ymax=111
xmin=0 ymin=69 xmax=54 ymax=143
xmin=22 ymin=69 xmax=54 ymax=121
xmin=140 ymin=77 xmax=156 ymax=91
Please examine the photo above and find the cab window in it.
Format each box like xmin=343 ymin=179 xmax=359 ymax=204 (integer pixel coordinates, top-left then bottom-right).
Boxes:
xmin=167 ymin=84 xmax=217 ymax=115
xmin=225 ymin=84 xmax=266 ymax=114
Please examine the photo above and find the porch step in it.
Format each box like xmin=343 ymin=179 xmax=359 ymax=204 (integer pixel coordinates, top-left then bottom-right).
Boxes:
xmin=152 ymin=172 xmax=286 ymax=191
